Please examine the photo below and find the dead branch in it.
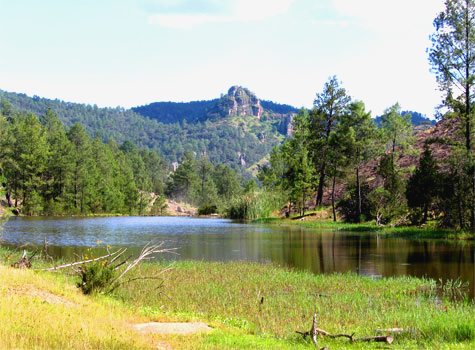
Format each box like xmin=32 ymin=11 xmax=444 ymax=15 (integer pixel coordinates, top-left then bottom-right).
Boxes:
xmin=297 ymin=314 xmax=395 ymax=348
xmin=40 ymin=248 xmax=126 ymax=271
xmin=296 ymin=314 xmax=329 ymax=349
xmin=107 ymin=275 xmax=167 ymax=293
xmin=12 ymin=250 xmax=32 ymax=269
xmin=43 ymin=237 xmax=48 ymax=257
xmin=109 ymin=249 xmax=127 ymax=264
xmin=109 ymin=241 xmax=177 ymax=286
xmin=356 ymin=336 xmax=394 ymax=344
xmin=112 ymin=255 xmax=132 ymax=270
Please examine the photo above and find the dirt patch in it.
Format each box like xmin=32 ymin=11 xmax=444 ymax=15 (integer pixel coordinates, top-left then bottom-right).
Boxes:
xmin=131 ymin=322 xmax=212 ymax=335
xmin=8 ymin=284 xmax=76 ymax=308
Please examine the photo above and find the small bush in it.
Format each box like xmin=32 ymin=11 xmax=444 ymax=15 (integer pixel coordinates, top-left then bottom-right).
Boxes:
xmin=336 ymin=182 xmax=374 ymax=223
xmin=77 ymin=261 xmax=116 ymax=295
xmin=454 ymin=323 xmax=475 ymax=342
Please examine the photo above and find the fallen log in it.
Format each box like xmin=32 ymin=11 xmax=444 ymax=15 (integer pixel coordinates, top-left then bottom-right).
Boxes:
xmin=297 ymin=314 xmax=396 ymax=348
xmin=356 ymin=335 xmax=394 ymax=344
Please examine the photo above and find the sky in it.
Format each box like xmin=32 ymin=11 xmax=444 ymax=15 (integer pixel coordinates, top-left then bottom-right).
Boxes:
xmin=0 ymin=0 xmax=446 ymax=118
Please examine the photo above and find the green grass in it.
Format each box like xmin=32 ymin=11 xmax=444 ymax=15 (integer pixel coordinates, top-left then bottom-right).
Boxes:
xmin=1 ymin=247 xmax=474 ymax=349
xmin=252 ymin=216 xmax=473 ymax=240
xmin=116 ymin=260 xmax=475 ymax=349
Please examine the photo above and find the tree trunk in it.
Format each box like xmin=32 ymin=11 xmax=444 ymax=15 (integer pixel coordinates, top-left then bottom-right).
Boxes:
xmin=316 ymin=163 xmax=326 ymax=207
xmin=302 ymin=193 xmax=306 ymax=216
xmin=6 ymin=189 xmax=12 ymax=207
xmin=331 ymin=172 xmax=336 ymax=222
xmin=356 ymin=165 xmax=361 ymax=221
xmin=458 ymin=189 xmax=464 ymax=229
xmin=464 ymin=3 xmax=474 ymax=237
xmin=423 ymin=202 xmax=428 ymax=224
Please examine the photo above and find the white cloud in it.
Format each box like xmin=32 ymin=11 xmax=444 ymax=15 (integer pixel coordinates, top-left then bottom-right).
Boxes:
xmin=329 ymin=0 xmax=445 ymax=31
xmin=147 ymin=0 xmax=295 ymax=28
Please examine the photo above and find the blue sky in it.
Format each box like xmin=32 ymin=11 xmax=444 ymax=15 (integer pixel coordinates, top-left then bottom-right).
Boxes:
xmin=0 ymin=0 xmax=445 ymax=117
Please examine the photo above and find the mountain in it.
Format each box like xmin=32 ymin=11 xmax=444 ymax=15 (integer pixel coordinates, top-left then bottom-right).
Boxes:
xmin=0 ymin=87 xmax=297 ymax=172
xmin=0 ymin=86 xmax=432 ymax=176
xmin=132 ymin=86 xmax=299 ymax=125
xmin=374 ymin=111 xmax=436 ymax=126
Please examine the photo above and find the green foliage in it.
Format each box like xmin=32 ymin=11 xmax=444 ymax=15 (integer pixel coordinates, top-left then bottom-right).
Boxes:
xmin=380 ymin=103 xmax=414 ymax=163
xmin=166 ymin=151 xmax=199 ymax=204
xmin=311 ymin=76 xmax=352 ymax=206
xmin=337 ymin=182 xmax=374 ymax=223
xmin=198 ymin=204 xmax=218 ymax=215
xmin=0 ymin=88 xmax=289 ymax=171
xmin=226 ymin=190 xmax=283 ymax=220
xmin=429 ymin=0 xmax=475 ymax=233
xmin=406 ymin=146 xmax=441 ymax=224
xmin=436 ymin=153 xmax=474 ymax=229
xmin=371 ymin=154 xmax=408 ymax=225
xmin=150 ymin=195 xmax=168 ymax=216
xmin=77 ymin=260 xmax=116 ymax=295
xmin=429 ymin=0 xmax=475 ymax=125
xmin=0 ymin=109 xmax=169 ymax=216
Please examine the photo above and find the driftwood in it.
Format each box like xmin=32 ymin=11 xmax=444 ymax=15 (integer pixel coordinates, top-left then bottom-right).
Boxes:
xmin=297 ymin=314 xmax=394 ymax=349
xmin=12 ymin=250 xmax=32 ymax=269
xmin=109 ymin=241 xmax=177 ymax=287
xmin=41 ymin=248 xmax=127 ymax=271
xmin=357 ymin=335 xmax=394 ymax=344
xmin=295 ymin=314 xmax=328 ymax=349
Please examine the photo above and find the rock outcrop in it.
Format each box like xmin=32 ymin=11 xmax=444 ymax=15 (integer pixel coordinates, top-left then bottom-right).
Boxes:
xmin=210 ymin=86 xmax=264 ymax=119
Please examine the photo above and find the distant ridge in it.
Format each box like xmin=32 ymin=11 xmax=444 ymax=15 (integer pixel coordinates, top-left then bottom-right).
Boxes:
xmin=374 ymin=111 xmax=435 ymax=126
xmin=132 ymin=86 xmax=299 ymax=124
xmin=0 ymin=87 xmax=296 ymax=171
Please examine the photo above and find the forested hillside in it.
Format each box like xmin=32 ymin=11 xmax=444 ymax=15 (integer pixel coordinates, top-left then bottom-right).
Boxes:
xmin=0 ymin=87 xmax=296 ymax=171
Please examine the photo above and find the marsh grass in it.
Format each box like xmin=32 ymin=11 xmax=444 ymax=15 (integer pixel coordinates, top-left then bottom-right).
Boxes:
xmin=253 ymin=217 xmax=473 ymax=240
xmin=116 ymin=261 xmax=475 ymax=349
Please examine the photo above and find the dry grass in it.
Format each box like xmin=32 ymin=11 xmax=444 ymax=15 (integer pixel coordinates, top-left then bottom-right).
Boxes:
xmin=0 ymin=264 xmax=159 ymax=349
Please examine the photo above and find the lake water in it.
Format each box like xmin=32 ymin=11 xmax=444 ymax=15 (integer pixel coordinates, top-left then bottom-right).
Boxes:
xmin=1 ymin=216 xmax=474 ymax=298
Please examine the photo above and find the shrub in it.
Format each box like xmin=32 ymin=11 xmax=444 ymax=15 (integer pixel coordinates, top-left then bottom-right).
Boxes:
xmin=77 ymin=261 xmax=116 ymax=295
xmin=226 ymin=190 xmax=284 ymax=220
xmin=337 ymin=182 xmax=374 ymax=223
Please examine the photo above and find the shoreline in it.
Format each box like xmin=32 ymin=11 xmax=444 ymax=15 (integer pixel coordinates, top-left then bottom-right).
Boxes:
xmin=252 ymin=216 xmax=474 ymax=240
xmin=0 ymin=250 xmax=473 ymax=349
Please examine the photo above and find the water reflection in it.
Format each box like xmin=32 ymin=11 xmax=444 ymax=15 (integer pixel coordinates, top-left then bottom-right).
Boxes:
xmin=1 ymin=216 xmax=474 ymax=298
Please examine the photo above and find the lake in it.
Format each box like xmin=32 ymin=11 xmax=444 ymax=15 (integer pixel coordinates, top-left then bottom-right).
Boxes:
xmin=1 ymin=216 xmax=474 ymax=298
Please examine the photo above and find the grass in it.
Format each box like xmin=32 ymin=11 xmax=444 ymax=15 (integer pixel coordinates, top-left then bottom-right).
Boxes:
xmin=252 ymin=216 xmax=474 ymax=240
xmin=0 ymin=247 xmax=474 ymax=349
xmin=117 ymin=260 xmax=475 ymax=349
xmin=0 ymin=263 xmax=154 ymax=349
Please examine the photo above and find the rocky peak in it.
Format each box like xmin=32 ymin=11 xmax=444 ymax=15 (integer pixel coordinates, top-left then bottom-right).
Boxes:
xmin=218 ymin=86 xmax=263 ymax=119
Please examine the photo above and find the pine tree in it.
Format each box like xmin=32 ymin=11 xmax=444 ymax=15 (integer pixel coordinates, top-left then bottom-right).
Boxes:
xmin=310 ymin=76 xmax=351 ymax=206
xmin=406 ymin=146 xmax=441 ymax=224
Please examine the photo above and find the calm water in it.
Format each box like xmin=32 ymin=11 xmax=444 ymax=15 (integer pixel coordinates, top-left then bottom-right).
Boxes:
xmin=1 ymin=216 xmax=474 ymax=298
